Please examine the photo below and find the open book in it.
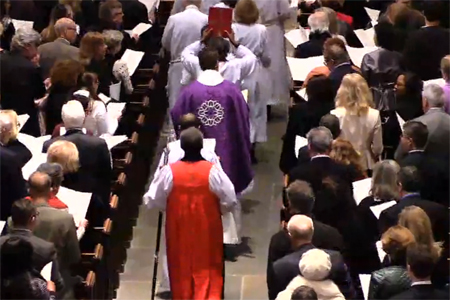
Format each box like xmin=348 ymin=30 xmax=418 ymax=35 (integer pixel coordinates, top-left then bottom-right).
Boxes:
xmin=287 ymin=56 xmax=323 ymax=82
xmin=284 ymin=27 xmax=310 ymax=48
xmin=354 ymin=27 xmax=376 ymax=47
xmin=100 ymin=135 xmax=128 ymax=150
xmin=17 ymin=114 xmax=30 ymax=132
xmin=107 ymin=102 xmax=127 ymax=120
xmin=109 ymin=82 xmax=121 ymax=101
xmin=364 ymin=7 xmax=380 ymax=25
xmin=352 ymin=177 xmax=371 ymax=205
xmin=17 ymin=133 xmax=51 ymax=155
xmin=369 ymin=201 xmax=396 ymax=219
xmin=57 ymin=187 xmax=92 ymax=226
xmin=295 ymin=136 xmax=308 ymax=158
xmin=12 ymin=19 xmax=34 ymax=31
xmin=125 ymin=23 xmax=152 ymax=37
xmin=22 ymin=153 xmax=48 ymax=180
xmin=121 ymin=49 xmax=145 ymax=76
xmin=41 ymin=262 xmax=52 ymax=281
xmin=346 ymin=46 xmax=377 ymax=68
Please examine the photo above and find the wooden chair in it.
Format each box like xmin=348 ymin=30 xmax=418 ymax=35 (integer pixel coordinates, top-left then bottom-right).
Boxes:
xmin=80 ymin=271 xmax=95 ymax=300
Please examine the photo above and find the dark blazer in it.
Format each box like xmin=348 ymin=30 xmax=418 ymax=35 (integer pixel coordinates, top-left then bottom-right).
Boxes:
xmin=267 ymin=220 xmax=345 ymax=299
xmin=399 ymin=151 xmax=449 ymax=206
xmin=272 ymin=243 xmax=353 ymax=299
xmin=341 ymin=0 xmax=371 ymax=30
xmin=2 ymin=140 xmax=32 ymax=169
xmin=0 ymin=51 xmax=46 ymax=137
xmin=329 ymin=63 xmax=359 ymax=97
xmin=403 ymin=26 xmax=450 ymax=80
xmin=120 ymin=0 xmax=149 ymax=30
xmin=294 ymin=32 xmax=332 ymax=59
xmin=0 ymin=148 xmax=27 ymax=221
xmin=0 ymin=228 xmax=64 ymax=291
xmin=389 ymin=284 xmax=449 ymax=299
xmin=43 ymin=85 xmax=76 ymax=135
xmin=379 ymin=194 xmax=449 ymax=247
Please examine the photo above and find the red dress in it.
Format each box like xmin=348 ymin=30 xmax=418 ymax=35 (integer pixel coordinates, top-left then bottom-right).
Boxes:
xmin=166 ymin=161 xmax=224 ymax=300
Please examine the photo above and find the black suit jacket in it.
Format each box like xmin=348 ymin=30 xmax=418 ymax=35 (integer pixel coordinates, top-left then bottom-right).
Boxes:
xmin=120 ymin=0 xmax=149 ymax=29
xmin=329 ymin=63 xmax=359 ymax=97
xmin=2 ymin=140 xmax=32 ymax=169
xmin=403 ymin=26 xmax=450 ymax=80
xmin=389 ymin=284 xmax=449 ymax=299
xmin=267 ymin=220 xmax=345 ymax=299
xmin=294 ymin=32 xmax=332 ymax=59
xmin=399 ymin=151 xmax=449 ymax=206
xmin=0 ymin=228 xmax=64 ymax=291
xmin=272 ymin=243 xmax=353 ymax=299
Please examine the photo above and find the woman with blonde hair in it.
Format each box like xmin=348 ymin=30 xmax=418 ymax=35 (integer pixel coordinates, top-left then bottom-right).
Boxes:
xmin=331 ymin=73 xmax=383 ymax=173
xmin=330 ymin=138 xmax=366 ymax=181
xmin=47 ymin=140 xmax=80 ymax=174
xmin=232 ymin=0 xmax=271 ymax=161
xmin=0 ymin=110 xmax=32 ymax=168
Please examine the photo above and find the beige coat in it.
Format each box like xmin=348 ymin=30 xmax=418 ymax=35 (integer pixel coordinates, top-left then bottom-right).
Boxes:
xmin=331 ymin=107 xmax=383 ymax=170
xmin=276 ymin=275 xmax=345 ymax=300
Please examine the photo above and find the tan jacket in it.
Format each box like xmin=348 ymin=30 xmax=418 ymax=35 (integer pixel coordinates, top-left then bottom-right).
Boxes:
xmin=331 ymin=107 xmax=383 ymax=170
xmin=37 ymin=38 xmax=80 ymax=79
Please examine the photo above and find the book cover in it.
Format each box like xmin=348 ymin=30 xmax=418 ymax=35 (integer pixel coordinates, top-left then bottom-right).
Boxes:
xmin=208 ymin=7 xmax=233 ymax=37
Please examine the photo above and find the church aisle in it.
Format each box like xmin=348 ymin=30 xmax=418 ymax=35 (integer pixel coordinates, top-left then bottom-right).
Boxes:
xmin=116 ymin=110 xmax=287 ymax=299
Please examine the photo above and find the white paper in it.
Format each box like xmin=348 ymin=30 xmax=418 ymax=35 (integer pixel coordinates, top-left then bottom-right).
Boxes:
xmin=12 ymin=19 xmax=34 ymax=31
xmin=353 ymin=177 xmax=372 ymax=205
xmin=359 ymin=274 xmax=371 ymax=300
xmin=376 ymin=240 xmax=387 ymax=263
xmin=346 ymin=46 xmax=378 ymax=68
xmin=369 ymin=200 xmax=396 ymax=219
xmin=17 ymin=114 xmax=30 ymax=132
xmin=354 ymin=27 xmax=376 ymax=47
xmin=109 ymin=82 xmax=122 ymax=100
xmin=222 ymin=211 xmax=239 ymax=244
xmin=107 ymin=102 xmax=126 ymax=120
xmin=131 ymin=23 xmax=152 ymax=36
xmin=0 ymin=221 xmax=5 ymax=233
xmin=17 ymin=133 xmax=50 ymax=155
xmin=22 ymin=153 xmax=48 ymax=179
xmin=287 ymin=56 xmax=323 ymax=82
xmin=396 ymin=112 xmax=405 ymax=132
xmin=98 ymin=93 xmax=111 ymax=104
xmin=76 ymin=24 xmax=80 ymax=35
xmin=41 ymin=262 xmax=52 ymax=281
xmin=296 ymin=88 xmax=308 ymax=101
xmin=101 ymin=135 xmax=128 ymax=150
xmin=241 ymin=90 xmax=248 ymax=103
xmin=138 ymin=0 xmax=159 ymax=12
xmin=57 ymin=187 xmax=91 ymax=226
xmin=120 ymin=49 xmax=145 ymax=76
xmin=364 ymin=7 xmax=380 ymax=23
xmin=295 ymin=136 xmax=308 ymax=158
xmin=424 ymin=78 xmax=445 ymax=87
xmin=284 ymin=27 xmax=310 ymax=48
xmin=60 ymin=127 xmax=87 ymax=135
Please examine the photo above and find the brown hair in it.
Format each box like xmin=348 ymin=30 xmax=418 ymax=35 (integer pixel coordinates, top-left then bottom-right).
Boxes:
xmin=80 ymin=72 xmax=101 ymax=100
xmin=234 ymin=0 xmax=259 ymax=25
xmin=50 ymin=59 xmax=84 ymax=88
xmin=386 ymin=2 xmax=409 ymax=24
xmin=59 ymin=0 xmax=81 ymax=12
xmin=381 ymin=225 xmax=416 ymax=265
xmin=79 ymin=32 xmax=105 ymax=65
xmin=99 ymin=0 xmax=122 ymax=22
xmin=330 ymin=138 xmax=366 ymax=178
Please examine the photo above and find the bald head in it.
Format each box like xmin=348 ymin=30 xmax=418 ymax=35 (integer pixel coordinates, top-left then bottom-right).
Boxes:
xmin=28 ymin=171 xmax=52 ymax=199
xmin=54 ymin=17 xmax=77 ymax=43
xmin=287 ymin=215 xmax=314 ymax=242
xmin=179 ymin=113 xmax=201 ymax=131
xmin=0 ymin=112 xmax=13 ymax=135
xmin=180 ymin=127 xmax=203 ymax=154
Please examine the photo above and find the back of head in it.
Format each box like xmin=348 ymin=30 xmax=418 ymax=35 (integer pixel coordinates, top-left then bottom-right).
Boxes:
xmin=286 ymin=180 xmax=315 ymax=215
xmin=402 ymin=121 xmax=428 ymax=149
xmin=386 ymin=2 xmax=409 ymax=24
xmin=54 ymin=17 xmax=75 ymax=37
xmin=205 ymin=37 xmax=230 ymax=62
xmin=441 ymin=55 xmax=450 ymax=81
xmin=10 ymin=198 xmax=37 ymax=228
xmin=47 ymin=140 xmax=80 ymax=174
xmin=234 ymin=0 xmax=259 ymax=25
xmin=11 ymin=27 xmax=41 ymax=53
xmin=319 ymin=114 xmax=341 ymax=139
xmin=422 ymin=83 xmax=445 ymax=108
xmin=79 ymin=32 xmax=105 ymax=62
xmin=198 ymin=47 xmax=219 ymax=71
xmin=72 ymin=90 xmax=91 ymax=110
xmin=291 ymin=286 xmax=318 ymax=300
xmin=381 ymin=225 xmax=416 ymax=265
xmin=28 ymin=171 xmax=52 ymax=199
xmin=398 ymin=166 xmax=421 ymax=193
xmin=62 ymin=100 xmax=85 ymax=129
xmin=0 ymin=110 xmax=18 ymax=145
xmin=36 ymin=162 xmax=64 ymax=189
xmin=374 ymin=21 xmax=396 ymax=51
xmin=180 ymin=127 xmax=203 ymax=153
xmin=422 ymin=0 xmax=443 ymax=23
xmin=307 ymin=126 xmax=333 ymax=154
xmin=335 ymin=73 xmax=374 ymax=115
xmin=299 ymin=249 xmax=332 ymax=281
xmin=305 ymin=75 xmax=334 ymax=106
xmin=323 ymin=37 xmax=349 ymax=65
xmin=330 ymin=138 xmax=363 ymax=171
xmin=50 ymin=3 xmax=72 ymax=23
xmin=371 ymin=160 xmax=401 ymax=200
xmin=407 ymin=243 xmax=437 ymax=280
xmin=49 ymin=59 xmax=84 ymax=88
xmin=99 ymin=0 xmax=122 ymax=22
xmin=179 ymin=113 xmax=201 ymax=131
xmin=316 ymin=7 xmax=338 ymax=35
xmin=287 ymin=215 xmax=314 ymax=242
xmin=308 ymin=11 xmax=330 ymax=34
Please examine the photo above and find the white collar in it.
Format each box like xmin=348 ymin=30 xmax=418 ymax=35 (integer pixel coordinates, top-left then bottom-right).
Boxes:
xmin=411 ymin=280 xmax=432 ymax=286
xmin=311 ymin=154 xmax=330 ymax=160
xmin=185 ymin=5 xmax=199 ymax=11
xmin=409 ymin=149 xmax=424 ymax=154
xmin=197 ymin=69 xmax=224 ymax=86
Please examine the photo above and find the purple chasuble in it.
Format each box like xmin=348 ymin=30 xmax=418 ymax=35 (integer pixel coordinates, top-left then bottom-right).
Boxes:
xmin=171 ymin=80 xmax=254 ymax=193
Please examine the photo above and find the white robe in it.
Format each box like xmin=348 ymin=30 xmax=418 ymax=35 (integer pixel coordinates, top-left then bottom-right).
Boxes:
xmin=232 ymin=23 xmax=271 ymax=143
xmin=162 ymin=5 xmax=208 ymax=108
xmin=180 ymin=41 xmax=258 ymax=90
xmin=254 ymin=0 xmax=291 ymax=106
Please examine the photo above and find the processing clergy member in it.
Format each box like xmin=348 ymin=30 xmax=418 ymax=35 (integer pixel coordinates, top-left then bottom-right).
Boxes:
xmin=146 ymin=127 xmax=237 ymax=300
xmin=171 ymin=47 xmax=254 ymax=195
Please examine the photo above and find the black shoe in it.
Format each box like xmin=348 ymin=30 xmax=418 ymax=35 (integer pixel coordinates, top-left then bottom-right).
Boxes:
xmin=156 ymin=291 xmax=172 ymax=299
xmin=267 ymin=105 xmax=272 ymax=122
xmin=251 ymin=144 xmax=258 ymax=164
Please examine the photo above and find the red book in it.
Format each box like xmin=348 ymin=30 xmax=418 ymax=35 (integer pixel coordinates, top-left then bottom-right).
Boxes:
xmin=208 ymin=7 xmax=233 ymax=37
xmin=336 ymin=12 xmax=353 ymax=27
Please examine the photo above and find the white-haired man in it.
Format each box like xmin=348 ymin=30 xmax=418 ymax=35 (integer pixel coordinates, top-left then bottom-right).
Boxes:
xmin=294 ymin=11 xmax=332 ymax=59
xmin=43 ymin=101 xmax=112 ymax=226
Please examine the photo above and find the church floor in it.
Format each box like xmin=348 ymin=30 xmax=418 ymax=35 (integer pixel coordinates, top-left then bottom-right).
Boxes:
xmin=116 ymin=108 xmax=287 ymax=299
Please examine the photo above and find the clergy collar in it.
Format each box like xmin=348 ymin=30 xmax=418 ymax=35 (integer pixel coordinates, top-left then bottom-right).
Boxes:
xmin=409 ymin=149 xmax=424 ymax=154
xmin=197 ymin=69 xmax=224 ymax=86
xmin=311 ymin=154 xmax=330 ymax=160
xmin=426 ymin=107 xmax=444 ymax=114
xmin=401 ymin=192 xmax=421 ymax=200
xmin=185 ymin=4 xmax=199 ymax=11
xmin=411 ymin=280 xmax=432 ymax=286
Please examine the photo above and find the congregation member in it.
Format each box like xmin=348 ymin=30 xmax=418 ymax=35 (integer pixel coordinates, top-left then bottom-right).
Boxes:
xmin=162 ymin=0 xmax=208 ymax=109
xmin=330 ymin=138 xmax=367 ymax=181
xmin=394 ymin=72 xmax=424 ymax=122
xmin=0 ymin=27 xmax=46 ymax=137
xmin=295 ymin=11 xmax=332 ymax=59
xmin=441 ymin=55 xmax=450 ymax=112
xmin=291 ymin=286 xmax=318 ymax=300
xmin=145 ymin=127 xmax=237 ymax=300
xmin=171 ymin=47 xmax=254 ymax=195
xmin=40 ymin=4 xmax=75 ymax=44
xmin=38 ymin=17 xmax=79 ymax=79
xmin=34 ymin=162 xmax=68 ymax=210
xmin=0 ymin=110 xmax=32 ymax=168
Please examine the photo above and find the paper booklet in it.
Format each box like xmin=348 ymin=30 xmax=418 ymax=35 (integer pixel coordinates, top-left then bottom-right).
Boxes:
xmin=12 ymin=19 xmax=34 ymax=31
xmin=109 ymin=82 xmax=121 ymax=101
xmin=22 ymin=153 xmax=48 ymax=180
xmin=359 ymin=274 xmax=370 ymax=300
xmin=17 ymin=114 xmax=30 ymax=132
xmin=101 ymin=135 xmax=128 ymax=150
xmin=354 ymin=27 xmax=376 ymax=47
xmin=376 ymin=240 xmax=387 ymax=262
xmin=125 ymin=23 xmax=152 ymax=37
xmin=295 ymin=136 xmax=308 ymax=158
xmin=98 ymin=93 xmax=111 ymax=104
xmin=296 ymin=88 xmax=308 ymax=101
xmin=57 ymin=187 xmax=92 ymax=226
xmin=41 ymin=262 xmax=52 ymax=281
xmin=241 ymin=90 xmax=248 ymax=103
xmin=107 ymin=102 xmax=126 ymax=120
xmin=396 ymin=112 xmax=405 ymax=132
xmin=364 ymin=7 xmax=380 ymax=24
xmin=370 ymin=201 xmax=396 ymax=219
xmin=17 ymin=133 xmax=51 ymax=155
xmin=352 ymin=177 xmax=371 ymax=205
xmin=0 ymin=221 xmax=5 ymax=233
xmin=284 ymin=27 xmax=310 ymax=48
xmin=287 ymin=56 xmax=323 ymax=82
xmin=346 ymin=46 xmax=377 ymax=68
xmin=121 ymin=49 xmax=145 ymax=76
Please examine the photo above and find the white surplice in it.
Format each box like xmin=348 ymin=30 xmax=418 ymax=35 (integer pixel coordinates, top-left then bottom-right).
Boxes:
xmin=180 ymin=41 xmax=258 ymax=90
xmin=162 ymin=5 xmax=208 ymax=108
xmin=254 ymin=0 xmax=291 ymax=106
xmin=232 ymin=22 xmax=271 ymax=143
xmin=201 ymin=0 xmax=222 ymax=13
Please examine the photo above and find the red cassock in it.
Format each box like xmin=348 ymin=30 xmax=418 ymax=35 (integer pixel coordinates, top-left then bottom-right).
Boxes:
xmin=166 ymin=160 xmax=224 ymax=300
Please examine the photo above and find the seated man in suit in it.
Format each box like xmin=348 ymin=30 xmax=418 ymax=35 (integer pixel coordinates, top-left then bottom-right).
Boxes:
xmin=390 ymin=244 xmax=449 ymax=299
xmin=0 ymin=199 xmax=64 ymax=292
xmin=379 ymin=166 xmax=449 ymax=247
xmin=295 ymin=11 xmax=332 ymax=59
xmin=272 ymin=215 xmax=353 ymax=299
xmin=267 ymin=180 xmax=345 ymax=299
xmin=37 ymin=18 xmax=79 ymax=79
xmin=397 ymin=121 xmax=449 ymax=205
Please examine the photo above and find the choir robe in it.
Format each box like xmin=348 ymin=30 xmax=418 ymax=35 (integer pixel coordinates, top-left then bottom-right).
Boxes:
xmin=232 ymin=22 xmax=272 ymax=143
xmin=254 ymin=0 xmax=291 ymax=106
xmin=171 ymin=69 xmax=254 ymax=194
xmin=162 ymin=5 xmax=208 ymax=108
xmin=145 ymin=160 xmax=237 ymax=300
